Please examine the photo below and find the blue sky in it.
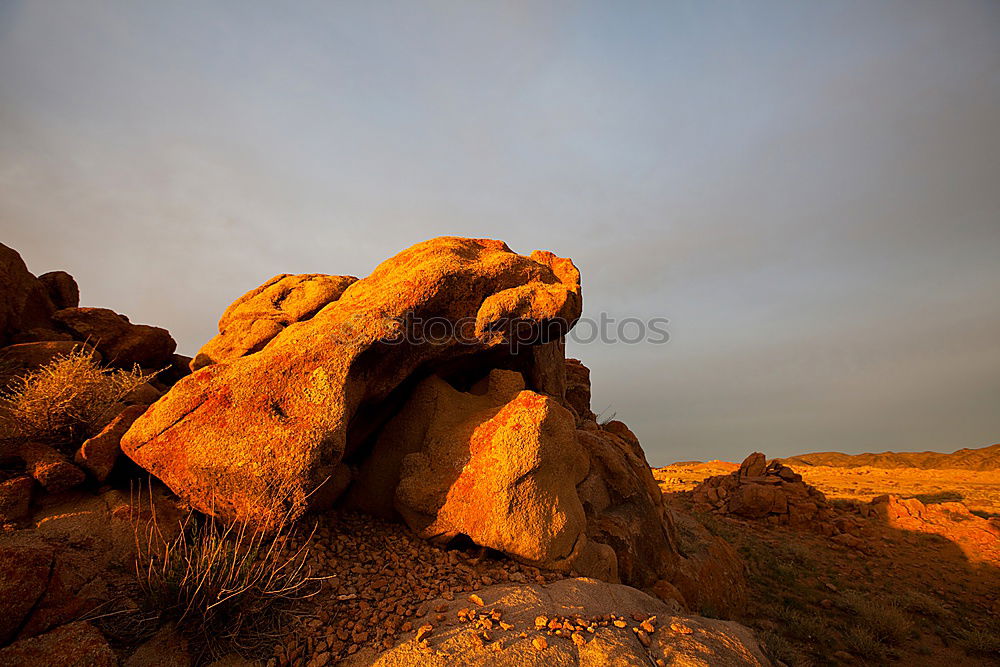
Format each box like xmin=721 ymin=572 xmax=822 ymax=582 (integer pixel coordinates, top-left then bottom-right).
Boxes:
xmin=1 ymin=0 xmax=998 ymax=464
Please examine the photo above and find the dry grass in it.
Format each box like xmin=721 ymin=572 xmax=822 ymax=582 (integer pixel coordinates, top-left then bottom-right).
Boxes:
xmin=0 ymin=348 xmax=152 ymax=451
xmin=757 ymin=629 xmax=814 ymax=667
xmin=894 ymin=590 xmax=948 ymax=619
xmin=134 ymin=490 xmax=324 ymax=662
xmin=840 ymin=590 xmax=912 ymax=645
xmin=843 ymin=625 xmax=888 ymax=659
xmin=957 ymin=624 xmax=1000 ymax=659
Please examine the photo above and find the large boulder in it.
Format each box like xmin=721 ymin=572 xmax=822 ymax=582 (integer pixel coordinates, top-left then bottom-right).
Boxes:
xmin=0 ymin=488 xmax=183 ymax=645
xmin=353 ymin=369 xmax=599 ymax=574
xmin=0 ymin=244 xmax=55 ymax=346
xmin=51 ymin=307 xmax=176 ymax=369
xmin=343 ymin=578 xmax=771 ymax=666
xmin=190 ymin=273 xmax=358 ymax=371
xmin=0 ymin=621 xmax=115 ymax=666
xmin=575 ymin=421 xmax=682 ymax=590
xmin=37 ymin=271 xmax=80 ymax=310
xmin=123 ymin=238 xmax=582 ymax=526
xmin=350 ymin=364 xmax=681 ymax=590
xmin=75 ymin=404 xmax=147 ymax=482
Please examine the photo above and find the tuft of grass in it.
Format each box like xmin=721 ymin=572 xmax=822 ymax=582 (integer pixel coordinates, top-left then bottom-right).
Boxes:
xmin=776 ymin=605 xmax=835 ymax=645
xmin=0 ymin=348 xmax=152 ymax=451
xmin=844 ymin=625 xmax=888 ymax=659
xmin=134 ymin=490 xmax=323 ymax=662
xmin=757 ymin=629 xmax=814 ymax=667
xmin=895 ymin=590 xmax=947 ymax=619
xmin=958 ymin=626 xmax=1000 ymax=658
xmin=840 ymin=590 xmax=912 ymax=645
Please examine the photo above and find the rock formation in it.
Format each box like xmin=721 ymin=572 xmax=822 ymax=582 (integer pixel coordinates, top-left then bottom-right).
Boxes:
xmin=190 ymin=272 xmax=358 ymax=371
xmin=0 ymin=244 xmax=56 ymax=346
xmin=122 ymin=237 xmax=583 ymax=525
xmin=51 ymin=307 xmax=176 ymax=369
xmin=0 ymin=243 xmax=185 ymax=530
xmin=342 ymin=578 xmax=770 ymax=666
xmin=0 ymin=242 xmax=179 ymax=373
xmin=122 ymin=237 xmax=682 ymax=593
xmin=867 ymin=494 xmax=1000 ymax=564
xmin=692 ymin=452 xmax=836 ymax=527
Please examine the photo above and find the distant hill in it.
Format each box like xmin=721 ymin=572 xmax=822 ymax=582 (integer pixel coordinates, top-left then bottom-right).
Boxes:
xmin=777 ymin=443 xmax=1000 ymax=471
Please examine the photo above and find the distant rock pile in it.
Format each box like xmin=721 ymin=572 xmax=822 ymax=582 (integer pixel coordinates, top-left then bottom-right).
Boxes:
xmin=692 ymin=452 xmax=836 ymax=527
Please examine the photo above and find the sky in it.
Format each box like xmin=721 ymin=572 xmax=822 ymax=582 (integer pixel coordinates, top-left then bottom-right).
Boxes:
xmin=1 ymin=0 xmax=998 ymax=465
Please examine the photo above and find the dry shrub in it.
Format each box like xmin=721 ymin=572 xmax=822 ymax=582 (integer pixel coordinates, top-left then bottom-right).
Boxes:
xmin=134 ymin=490 xmax=323 ymax=662
xmin=840 ymin=590 xmax=912 ymax=645
xmin=895 ymin=590 xmax=947 ymax=619
xmin=0 ymin=348 xmax=152 ymax=451
xmin=757 ymin=629 xmax=814 ymax=667
xmin=844 ymin=626 xmax=888 ymax=659
xmin=958 ymin=625 xmax=1000 ymax=659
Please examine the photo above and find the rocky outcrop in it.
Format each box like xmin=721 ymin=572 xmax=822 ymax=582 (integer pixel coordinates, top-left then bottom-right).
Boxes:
xmin=352 ymin=369 xmax=599 ymax=575
xmin=0 ymin=245 xmax=175 ymax=373
xmin=37 ymin=271 xmax=80 ymax=310
xmin=692 ymin=452 xmax=835 ymax=527
xmin=75 ymin=404 xmax=146 ymax=482
xmin=343 ymin=578 xmax=771 ymax=666
xmin=123 ymin=237 xmax=685 ymax=595
xmin=0 ymin=488 xmax=182 ymax=645
xmin=123 ymin=238 xmax=583 ymax=527
xmin=52 ymin=307 xmax=176 ymax=369
xmin=190 ymin=273 xmax=358 ymax=371
xmin=0 ymin=621 xmax=115 ymax=667
xmin=669 ymin=510 xmax=749 ymax=618
xmin=0 ymin=244 xmax=55 ymax=346
xmin=0 ymin=476 xmax=33 ymax=524
xmin=349 ymin=362 xmax=681 ymax=589
xmin=868 ymin=494 xmax=1000 ymax=564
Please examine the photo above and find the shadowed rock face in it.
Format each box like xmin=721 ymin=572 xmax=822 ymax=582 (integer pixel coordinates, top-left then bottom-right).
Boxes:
xmin=352 ymin=369 xmax=596 ymax=573
xmin=0 ymin=244 xmax=56 ymax=346
xmin=51 ymin=308 xmax=176 ymax=369
xmin=122 ymin=237 xmax=582 ymax=526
